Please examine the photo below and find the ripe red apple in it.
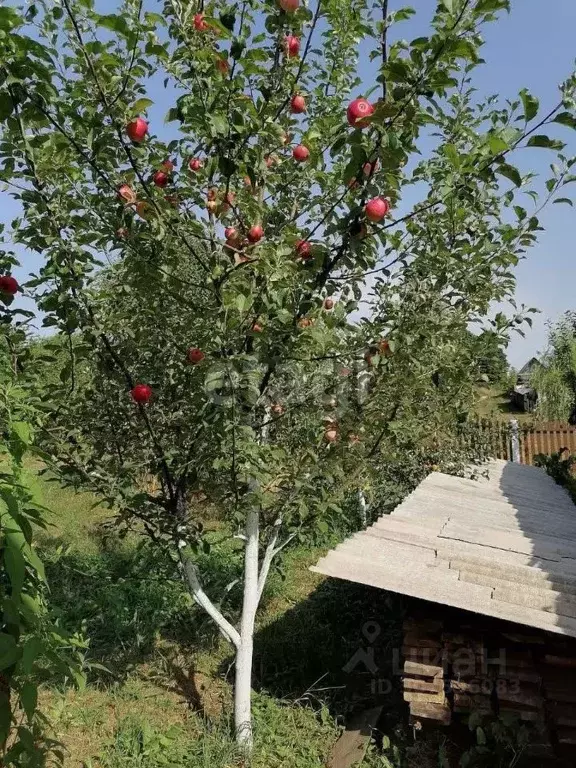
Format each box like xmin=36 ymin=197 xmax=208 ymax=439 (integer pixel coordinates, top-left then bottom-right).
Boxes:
xmin=293 ymin=144 xmax=310 ymax=162
xmin=189 ymin=157 xmax=202 ymax=172
xmin=284 ymin=35 xmax=300 ymax=57
xmin=130 ymin=384 xmax=152 ymax=404
xmin=115 ymin=227 xmax=129 ymax=239
xmin=296 ymin=239 xmax=312 ymax=260
xmin=323 ymin=298 xmax=334 ymax=310
xmin=153 ymin=170 xmax=169 ymax=188
xmin=363 ymin=159 xmax=379 ymax=176
xmin=216 ymin=56 xmax=229 ymax=75
xmin=378 ymin=338 xmax=391 ymax=355
xmin=161 ymin=159 xmax=175 ymax=172
xmin=365 ymin=197 xmax=390 ymax=222
xmin=0 ymin=275 xmax=19 ymax=295
xmin=346 ymin=97 xmax=374 ymax=128
xmin=126 ymin=117 xmax=148 ymax=143
xmin=251 ymin=321 xmax=263 ymax=333
xmin=248 ymin=224 xmax=264 ymax=243
xmin=279 ymin=0 xmax=299 ymax=10
xmin=194 ymin=13 xmax=209 ymax=31
xmin=324 ymin=428 xmax=338 ymax=443
xmin=225 ymin=226 xmax=239 ymax=241
xmin=187 ymin=347 xmax=205 ymax=365
xmin=117 ymin=184 xmax=136 ymax=204
xmin=290 ymin=94 xmax=306 ymax=114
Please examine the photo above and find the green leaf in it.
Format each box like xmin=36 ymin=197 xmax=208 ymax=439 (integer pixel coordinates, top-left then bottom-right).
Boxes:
xmin=441 ymin=0 xmax=454 ymax=12
xmin=96 ymin=14 xmax=129 ymax=36
xmin=526 ymin=135 xmax=565 ymax=150
xmin=498 ymin=163 xmax=522 ymax=187
xmin=131 ymin=98 xmax=153 ymax=115
xmin=4 ymin=547 xmax=25 ymax=598
xmin=553 ymin=197 xmax=573 ymax=206
xmin=553 ymin=112 xmax=576 ymax=130
xmin=11 ymin=421 xmax=31 ymax=446
xmin=519 ymin=88 xmax=539 ymax=121
xmin=0 ymin=93 xmax=13 ymax=122
xmin=21 ymin=636 xmax=42 ymax=675
xmin=0 ymin=633 xmax=20 ymax=671
xmin=20 ymin=682 xmax=37 ymax=722
xmin=488 ymin=135 xmax=508 ymax=154
xmin=0 ymin=499 xmax=45 ymax=581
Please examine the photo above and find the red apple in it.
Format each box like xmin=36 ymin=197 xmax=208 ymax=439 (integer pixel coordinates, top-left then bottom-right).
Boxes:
xmin=296 ymin=239 xmax=312 ymax=260
xmin=136 ymin=201 xmax=153 ymax=219
xmin=187 ymin=347 xmax=205 ymax=365
xmin=248 ymin=225 xmax=264 ymax=243
xmin=346 ymin=97 xmax=374 ymax=128
xmin=115 ymin=227 xmax=129 ymax=239
xmin=378 ymin=338 xmax=391 ymax=355
xmin=153 ymin=170 xmax=169 ymax=188
xmin=290 ymin=94 xmax=306 ymax=114
xmin=216 ymin=56 xmax=229 ymax=75
xmin=298 ymin=317 xmax=313 ymax=328
xmin=194 ymin=13 xmax=209 ymax=31
xmin=365 ymin=197 xmax=390 ymax=222
xmin=271 ymin=403 xmax=285 ymax=416
xmin=363 ymin=159 xmax=379 ymax=176
xmin=293 ymin=144 xmax=310 ymax=162
xmin=284 ymin=35 xmax=300 ymax=57
xmin=130 ymin=384 xmax=152 ymax=403
xmin=279 ymin=0 xmax=299 ymax=10
xmin=251 ymin=321 xmax=263 ymax=333
xmin=117 ymin=184 xmax=136 ymax=204
xmin=0 ymin=275 xmax=19 ymax=295
xmin=126 ymin=117 xmax=148 ymax=143
xmin=323 ymin=298 xmax=334 ymax=310
xmin=225 ymin=226 xmax=239 ymax=241
xmin=324 ymin=428 xmax=338 ymax=443
xmin=189 ymin=157 xmax=202 ymax=172
xmin=161 ymin=159 xmax=175 ymax=172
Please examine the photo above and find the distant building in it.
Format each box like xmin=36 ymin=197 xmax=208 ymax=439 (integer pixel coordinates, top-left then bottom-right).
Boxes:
xmin=517 ymin=357 xmax=543 ymax=386
xmin=511 ymin=357 xmax=543 ymax=412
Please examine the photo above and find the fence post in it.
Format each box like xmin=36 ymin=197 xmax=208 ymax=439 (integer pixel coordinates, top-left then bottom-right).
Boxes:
xmin=510 ymin=419 xmax=521 ymax=463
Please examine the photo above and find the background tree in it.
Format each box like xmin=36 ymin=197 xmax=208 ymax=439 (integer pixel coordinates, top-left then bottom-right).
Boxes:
xmin=532 ymin=312 xmax=576 ymax=422
xmin=2 ymin=0 xmax=576 ymax=749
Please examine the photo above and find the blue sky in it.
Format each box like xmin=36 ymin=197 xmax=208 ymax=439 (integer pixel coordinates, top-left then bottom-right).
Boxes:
xmin=4 ymin=0 xmax=576 ymax=368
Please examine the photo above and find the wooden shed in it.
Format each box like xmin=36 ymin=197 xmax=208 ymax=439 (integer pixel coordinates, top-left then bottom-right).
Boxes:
xmin=312 ymin=460 xmax=576 ymax=760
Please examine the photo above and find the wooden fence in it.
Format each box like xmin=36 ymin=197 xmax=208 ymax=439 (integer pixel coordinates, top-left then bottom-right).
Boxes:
xmin=475 ymin=419 xmax=576 ymax=466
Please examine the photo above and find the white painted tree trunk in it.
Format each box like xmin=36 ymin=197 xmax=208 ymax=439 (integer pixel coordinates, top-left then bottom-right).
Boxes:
xmin=234 ymin=507 xmax=260 ymax=748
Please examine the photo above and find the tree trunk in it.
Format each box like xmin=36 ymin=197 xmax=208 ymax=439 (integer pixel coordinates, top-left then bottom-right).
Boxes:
xmin=234 ymin=508 xmax=259 ymax=749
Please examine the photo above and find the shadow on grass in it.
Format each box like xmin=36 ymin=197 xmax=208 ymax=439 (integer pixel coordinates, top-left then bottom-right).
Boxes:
xmin=252 ymin=579 xmax=405 ymax=720
xmin=43 ymin=537 xmax=244 ymax=685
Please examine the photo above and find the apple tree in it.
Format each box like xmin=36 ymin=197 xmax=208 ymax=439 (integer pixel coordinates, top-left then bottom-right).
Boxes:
xmin=2 ymin=0 xmax=576 ymax=748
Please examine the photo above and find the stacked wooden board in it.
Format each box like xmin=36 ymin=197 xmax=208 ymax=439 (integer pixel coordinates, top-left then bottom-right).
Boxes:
xmin=401 ymin=603 xmax=576 ymax=762
xmin=311 ymin=459 xmax=576 ymax=762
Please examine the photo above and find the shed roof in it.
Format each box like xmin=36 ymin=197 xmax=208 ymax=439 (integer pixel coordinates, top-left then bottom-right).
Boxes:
xmin=311 ymin=460 xmax=576 ymax=638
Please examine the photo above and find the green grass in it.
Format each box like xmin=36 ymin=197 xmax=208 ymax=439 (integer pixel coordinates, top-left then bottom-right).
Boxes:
xmin=31 ymin=466 xmax=523 ymax=768
xmin=474 ymin=387 xmax=536 ymax=425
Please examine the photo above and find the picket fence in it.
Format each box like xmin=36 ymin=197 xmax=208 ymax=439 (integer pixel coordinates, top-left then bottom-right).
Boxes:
xmin=475 ymin=419 xmax=576 ymax=466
